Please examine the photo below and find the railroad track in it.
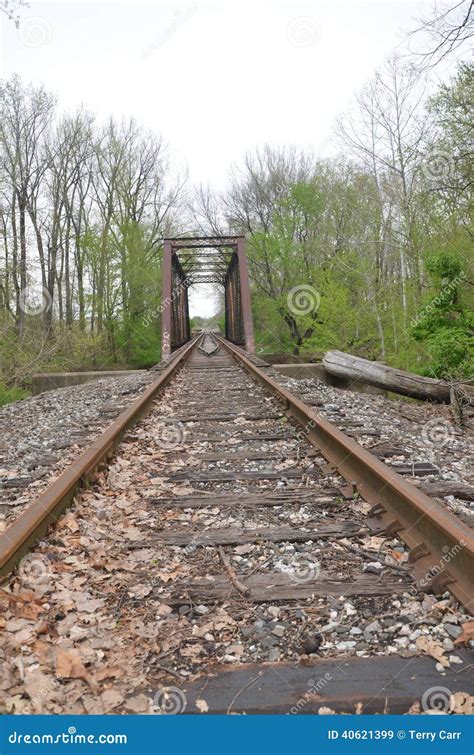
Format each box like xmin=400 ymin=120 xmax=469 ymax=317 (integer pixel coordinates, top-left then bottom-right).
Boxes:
xmin=0 ymin=333 xmax=473 ymax=715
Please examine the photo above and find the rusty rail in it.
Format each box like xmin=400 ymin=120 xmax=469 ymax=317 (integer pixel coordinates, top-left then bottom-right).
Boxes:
xmin=2 ymin=331 xmax=473 ymax=614
xmin=215 ymin=335 xmax=474 ymax=612
xmin=0 ymin=335 xmax=201 ymax=578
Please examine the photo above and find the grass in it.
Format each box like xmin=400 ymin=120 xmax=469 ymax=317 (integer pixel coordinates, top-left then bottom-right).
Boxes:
xmin=0 ymin=382 xmax=30 ymax=407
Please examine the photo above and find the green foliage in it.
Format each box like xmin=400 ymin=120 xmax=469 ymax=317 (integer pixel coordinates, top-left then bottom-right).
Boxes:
xmin=115 ymin=321 xmax=161 ymax=369
xmin=424 ymin=327 xmax=473 ymax=379
xmin=411 ymin=249 xmax=473 ymax=378
xmin=0 ymin=382 xmax=29 ymax=406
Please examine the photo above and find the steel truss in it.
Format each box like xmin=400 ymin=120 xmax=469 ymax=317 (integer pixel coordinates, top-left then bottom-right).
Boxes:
xmin=161 ymin=236 xmax=254 ymax=357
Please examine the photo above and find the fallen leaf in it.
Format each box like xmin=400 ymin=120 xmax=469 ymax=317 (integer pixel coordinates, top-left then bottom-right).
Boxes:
xmin=127 ymin=584 xmax=152 ymax=599
xmin=74 ymin=595 xmax=105 ymax=613
xmin=155 ymin=569 xmax=181 ymax=583
xmin=24 ymin=670 xmax=57 ymax=711
xmin=451 ymin=692 xmax=474 ymax=714
xmin=195 ymin=699 xmax=209 ymax=713
xmin=55 ymin=648 xmax=88 ymax=680
xmin=416 ymin=636 xmax=449 ymax=667
xmin=454 ymin=620 xmax=474 ymax=646
xmin=124 ymin=694 xmax=150 ymax=713
xmin=94 ymin=667 xmax=124 ymax=682
xmin=101 ymin=689 xmax=124 ymax=710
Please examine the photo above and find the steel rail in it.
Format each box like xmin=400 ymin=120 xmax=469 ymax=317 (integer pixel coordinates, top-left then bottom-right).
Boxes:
xmin=0 ymin=334 xmax=201 ymax=579
xmin=215 ymin=335 xmax=474 ymax=613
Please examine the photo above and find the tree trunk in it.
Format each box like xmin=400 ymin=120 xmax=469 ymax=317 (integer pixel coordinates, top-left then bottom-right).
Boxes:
xmin=323 ymin=350 xmax=450 ymax=402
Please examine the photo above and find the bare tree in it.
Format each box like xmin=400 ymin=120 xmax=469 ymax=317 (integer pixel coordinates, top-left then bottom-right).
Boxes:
xmin=336 ymin=55 xmax=430 ymax=325
xmin=0 ymin=76 xmax=55 ymax=338
xmin=410 ymin=0 xmax=474 ymax=67
xmin=0 ymin=0 xmax=27 ymax=26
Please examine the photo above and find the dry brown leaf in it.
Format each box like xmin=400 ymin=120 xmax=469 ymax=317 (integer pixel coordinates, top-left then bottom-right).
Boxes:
xmin=74 ymin=595 xmax=105 ymax=613
xmin=416 ymin=636 xmax=449 ymax=667
xmin=24 ymin=670 xmax=57 ymax=710
xmin=127 ymin=584 xmax=152 ymax=599
xmin=55 ymin=648 xmax=88 ymax=680
xmin=101 ymin=689 xmax=124 ymax=710
xmin=454 ymin=620 xmax=474 ymax=646
xmin=451 ymin=692 xmax=474 ymax=714
xmin=94 ymin=667 xmax=124 ymax=682
xmin=155 ymin=569 xmax=181 ymax=583
xmin=59 ymin=514 xmax=80 ymax=533
xmin=124 ymin=694 xmax=150 ymax=713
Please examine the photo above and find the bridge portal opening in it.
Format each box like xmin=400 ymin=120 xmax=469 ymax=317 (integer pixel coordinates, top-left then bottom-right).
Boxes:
xmin=161 ymin=236 xmax=254 ymax=357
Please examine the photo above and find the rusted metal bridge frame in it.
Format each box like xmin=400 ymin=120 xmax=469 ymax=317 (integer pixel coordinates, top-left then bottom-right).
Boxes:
xmin=161 ymin=236 xmax=254 ymax=357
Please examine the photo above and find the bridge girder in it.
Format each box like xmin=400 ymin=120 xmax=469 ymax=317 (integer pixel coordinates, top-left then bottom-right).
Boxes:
xmin=161 ymin=236 xmax=254 ymax=357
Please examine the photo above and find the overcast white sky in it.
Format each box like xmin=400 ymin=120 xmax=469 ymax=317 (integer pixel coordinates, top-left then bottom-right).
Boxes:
xmin=0 ymin=0 xmax=450 ymax=316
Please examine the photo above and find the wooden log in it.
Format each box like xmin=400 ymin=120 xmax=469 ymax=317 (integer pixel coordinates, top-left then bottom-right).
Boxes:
xmin=167 ymin=468 xmax=320 ymax=483
xmin=166 ymin=572 xmax=409 ymax=602
xmin=323 ymin=350 xmax=450 ymax=402
xmin=419 ymin=481 xmax=474 ymax=501
xmin=145 ymin=490 xmax=339 ymax=509
xmin=169 ymin=651 xmax=474 ymax=714
xmin=141 ymin=521 xmax=364 ymax=547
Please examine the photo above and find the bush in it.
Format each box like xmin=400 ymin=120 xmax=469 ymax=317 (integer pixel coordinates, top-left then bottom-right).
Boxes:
xmin=0 ymin=382 xmax=29 ymax=407
xmin=424 ymin=327 xmax=474 ymax=379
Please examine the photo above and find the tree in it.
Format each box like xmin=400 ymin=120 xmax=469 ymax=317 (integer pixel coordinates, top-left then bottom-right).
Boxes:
xmin=410 ymin=0 xmax=474 ymax=67
xmin=411 ymin=249 xmax=473 ymax=378
xmin=0 ymin=76 xmax=55 ymax=339
xmin=0 ymin=0 xmax=26 ymax=26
